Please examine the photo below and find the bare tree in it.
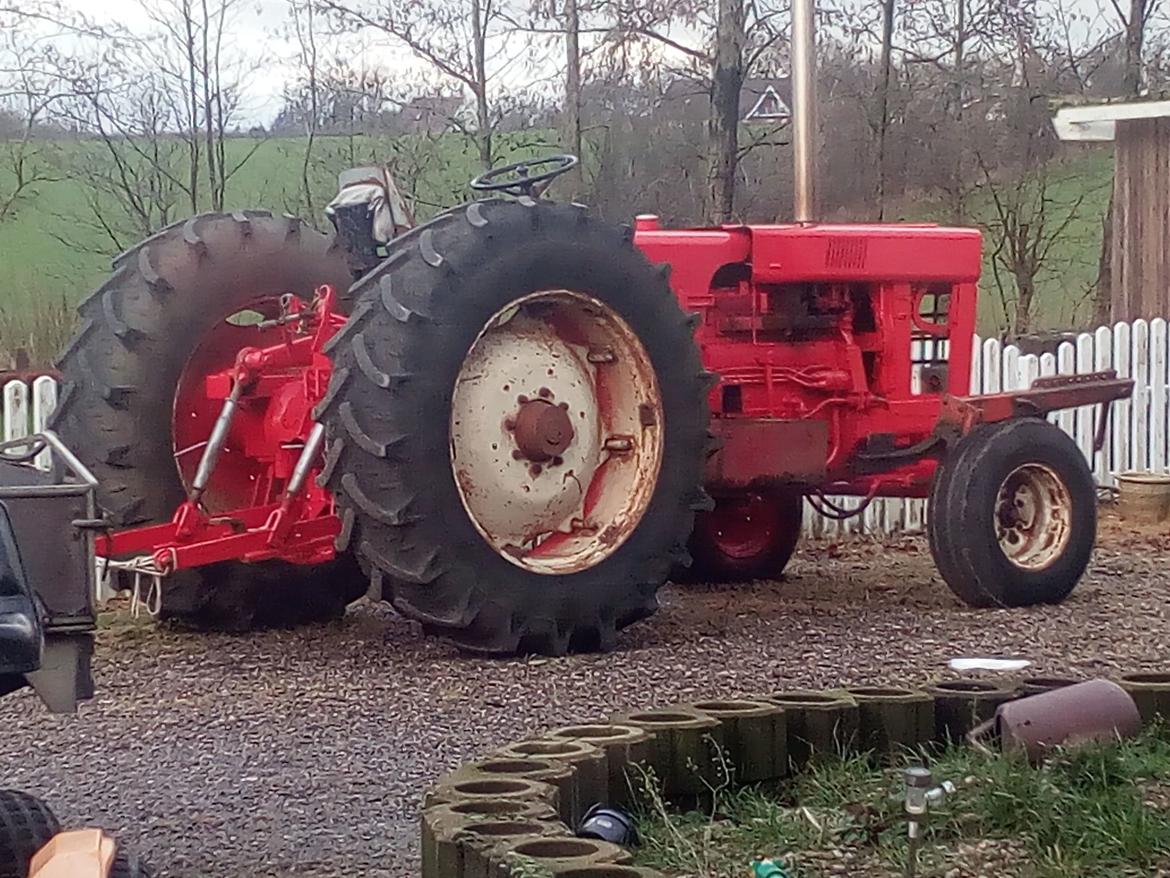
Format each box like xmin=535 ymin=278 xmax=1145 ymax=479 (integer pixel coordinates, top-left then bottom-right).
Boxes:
xmin=1113 ymin=0 xmax=1159 ymax=94
xmin=53 ymin=54 xmax=191 ymax=249
xmin=981 ymin=154 xmax=1094 ymax=335
xmin=320 ymin=0 xmax=521 ymax=170
xmin=975 ymin=25 xmax=1099 ymax=335
xmin=562 ymin=0 xmax=583 ymax=195
xmin=890 ymin=0 xmax=1036 ymax=221
xmin=288 ymin=0 xmax=322 ymax=218
xmin=874 ymin=0 xmax=895 ymax=218
xmin=708 ymin=0 xmax=745 ymax=222
xmin=0 ymin=29 xmax=63 ymax=221
xmin=139 ymin=0 xmax=265 ymax=211
xmin=599 ymin=0 xmax=788 ymax=221
xmin=274 ymin=53 xmax=405 ymax=216
xmin=0 ymin=3 xmax=101 ymax=221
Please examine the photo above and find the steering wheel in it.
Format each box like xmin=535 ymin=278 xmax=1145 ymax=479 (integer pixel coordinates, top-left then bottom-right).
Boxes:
xmin=469 ymin=154 xmax=579 ymax=197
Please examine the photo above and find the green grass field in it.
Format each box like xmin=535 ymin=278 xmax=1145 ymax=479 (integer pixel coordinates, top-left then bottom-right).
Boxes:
xmin=0 ymin=131 xmax=558 ymax=361
xmin=0 ymin=133 xmax=1113 ymax=364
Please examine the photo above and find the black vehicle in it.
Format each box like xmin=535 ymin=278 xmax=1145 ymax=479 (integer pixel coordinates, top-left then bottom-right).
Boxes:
xmin=0 ymin=433 xmax=149 ymax=878
xmin=0 ymin=431 xmax=97 ymax=714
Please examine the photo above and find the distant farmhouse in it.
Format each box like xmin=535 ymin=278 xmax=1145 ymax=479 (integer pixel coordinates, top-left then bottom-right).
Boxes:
xmin=395 ymin=94 xmax=463 ymax=135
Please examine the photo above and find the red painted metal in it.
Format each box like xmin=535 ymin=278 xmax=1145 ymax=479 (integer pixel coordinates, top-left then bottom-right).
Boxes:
xmin=96 ymin=216 xmax=1134 ymax=577
xmin=939 ymin=371 xmax=1131 ymax=440
xmin=705 ymin=419 xmax=829 ymax=487
xmin=633 ymin=216 xmax=1128 ymax=500
xmin=98 ymin=286 xmax=346 ymax=573
xmin=696 ymin=491 xmax=783 ymax=560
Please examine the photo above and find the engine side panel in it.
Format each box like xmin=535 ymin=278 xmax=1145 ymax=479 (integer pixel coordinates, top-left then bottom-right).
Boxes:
xmin=633 ymin=217 xmax=983 ymax=496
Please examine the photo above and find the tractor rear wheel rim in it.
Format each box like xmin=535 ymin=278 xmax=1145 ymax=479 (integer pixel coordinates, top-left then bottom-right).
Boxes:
xmin=994 ymin=463 xmax=1071 ymax=571
xmin=705 ymin=492 xmax=779 ymax=559
xmin=450 ymin=290 xmax=663 ymax=574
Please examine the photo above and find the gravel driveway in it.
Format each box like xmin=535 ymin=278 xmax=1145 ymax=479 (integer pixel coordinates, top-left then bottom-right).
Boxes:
xmin=1 ymin=515 xmax=1167 ymax=877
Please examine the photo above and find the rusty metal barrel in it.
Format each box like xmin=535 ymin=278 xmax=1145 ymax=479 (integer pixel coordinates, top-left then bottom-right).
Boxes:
xmin=990 ymin=678 xmax=1141 ymax=763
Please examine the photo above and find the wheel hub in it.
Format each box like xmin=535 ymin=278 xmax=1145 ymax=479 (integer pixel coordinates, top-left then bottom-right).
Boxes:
xmin=511 ymin=397 xmax=574 ymax=462
xmin=994 ymin=463 xmax=1071 ymax=571
xmin=450 ymin=289 xmax=663 ymax=575
xmin=705 ymin=492 xmax=779 ymax=559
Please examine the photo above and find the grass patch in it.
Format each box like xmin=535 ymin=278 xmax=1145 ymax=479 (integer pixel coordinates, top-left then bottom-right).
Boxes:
xmin=633 ymin=730 xmax=1170 ymax=877
xmin=892 ymin=150 xmax=1113 ymax=335
xmin=0 ymin=131 xmax=556 ymax=363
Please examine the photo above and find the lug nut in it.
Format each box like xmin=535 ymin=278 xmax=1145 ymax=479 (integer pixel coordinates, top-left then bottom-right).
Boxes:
xmin=517 ymin=394 xmax=529 ymax=404
xmin=551 ymin=456 xmax=563 ymax=467
xmin=529 ymin=464 xmax=543 ymax=476
xmin=504 ymin=417 xmax=516 ymax=431
xmin=512 ymin=449 xmax=524 ymax=460
xmin=538 ymin=387 xmax=552 ymax=399
xmin=558 ymin=402 xmax=569 ymax=411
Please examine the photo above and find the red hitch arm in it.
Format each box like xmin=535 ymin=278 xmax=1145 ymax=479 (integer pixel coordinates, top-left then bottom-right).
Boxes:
xmin=941 ymin=370 xmax=1134 ymax=451
xmin=97 ymin=285 xmax=345 ymax=575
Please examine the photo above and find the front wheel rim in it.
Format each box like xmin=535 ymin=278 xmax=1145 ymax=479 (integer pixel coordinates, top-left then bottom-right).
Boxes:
xmin=994 ymin=463 xmax=1072 ymax=571
xmin=703 ymin=493 xmax=780 ymax=560
xmin=450 ymin=290 xmax=664 ymax=574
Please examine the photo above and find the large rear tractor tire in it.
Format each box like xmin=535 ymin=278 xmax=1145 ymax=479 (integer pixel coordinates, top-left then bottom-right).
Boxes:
xmin=51 ymin=212 xmax=367 ymax=630
xmin=927 ymin=418 xmax=1096 ymax=607
xmin=686 ymin=487 xmax=804 ymax=582
xmin=0 ymin=790 xmax=58 ymax=878
xmin=317 ymin=200 xmax=711 ymax=655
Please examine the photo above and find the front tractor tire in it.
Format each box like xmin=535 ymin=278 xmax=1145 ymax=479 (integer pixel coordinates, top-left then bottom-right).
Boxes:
xmin=927 ymin=418 xmax=1096 ymax=608
xmin=51 ymin=211 xmax=367 ymax=630
xmin=317 ymin=200 xmax=711 ymax=655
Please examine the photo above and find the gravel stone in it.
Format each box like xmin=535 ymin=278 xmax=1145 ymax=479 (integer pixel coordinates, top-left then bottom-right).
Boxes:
xmin=0 ymin=514 xmax=1165 ymax=877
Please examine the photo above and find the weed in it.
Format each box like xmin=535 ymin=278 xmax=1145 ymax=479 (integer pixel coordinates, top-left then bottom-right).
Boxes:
xmin=0 ymin=294 xmax=74 ymax=368
xmin=635 ymin=730 xmax=1170 ymax=878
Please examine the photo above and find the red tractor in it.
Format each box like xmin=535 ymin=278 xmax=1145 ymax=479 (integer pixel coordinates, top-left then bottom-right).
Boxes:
xmin=49 ymin=8 xmax=1130 ymax=655
xmin=47 ymin=164 xmax=1129 ymax=654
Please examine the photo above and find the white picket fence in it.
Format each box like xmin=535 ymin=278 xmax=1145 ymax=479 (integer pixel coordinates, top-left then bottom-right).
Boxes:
xmin=3 ymin=318 xmax=1166 ymax=539
xmin=1 ymin=375 xmax=59 ymax=471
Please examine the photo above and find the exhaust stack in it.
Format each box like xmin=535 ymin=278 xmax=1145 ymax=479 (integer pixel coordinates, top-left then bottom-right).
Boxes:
xmin=791 ymin=0 xmax=817 ymax=223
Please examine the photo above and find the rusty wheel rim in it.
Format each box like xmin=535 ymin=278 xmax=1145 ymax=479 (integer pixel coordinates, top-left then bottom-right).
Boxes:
xmin=450 ymin=290 xmax=663 ymax=574
xmin=994 ymin=463 xmax=1071 ymax=571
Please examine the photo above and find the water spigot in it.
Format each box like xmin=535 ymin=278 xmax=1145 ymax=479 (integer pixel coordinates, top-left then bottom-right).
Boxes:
xmin=903 ymin=767 xmax=956 ymax=877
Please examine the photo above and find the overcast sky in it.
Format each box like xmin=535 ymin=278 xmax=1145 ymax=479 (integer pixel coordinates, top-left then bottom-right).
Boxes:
xmin=52 ymin=0 xmax=1122 ymax=126
xmin=54 ymin=0 xmax=340 ymax=124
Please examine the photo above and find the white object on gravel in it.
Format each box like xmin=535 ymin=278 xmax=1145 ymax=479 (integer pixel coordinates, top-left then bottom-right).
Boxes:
xmin=948 ymin=657 xmax=1033 ymax=671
